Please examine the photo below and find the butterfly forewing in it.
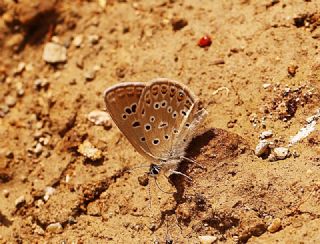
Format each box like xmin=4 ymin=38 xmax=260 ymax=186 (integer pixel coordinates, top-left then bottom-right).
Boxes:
xmin=136 ymin=78 xmax=199 ymax=160
xmin=104 ymin=82 xmax=155 ymax=161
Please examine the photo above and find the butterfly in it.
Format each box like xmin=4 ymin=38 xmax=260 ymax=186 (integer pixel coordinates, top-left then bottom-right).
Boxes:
xmin=104 ymin=78 xmax=207 ymax=178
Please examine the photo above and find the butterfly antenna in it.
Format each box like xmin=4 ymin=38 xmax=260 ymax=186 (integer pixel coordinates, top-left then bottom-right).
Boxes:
xmin=124 ymin=164 xmax=150 ymax=174
xmin=148 ymin=180 xmax=152 ymax=211
xmin=153 ymin=177 xmax=176 ymax=194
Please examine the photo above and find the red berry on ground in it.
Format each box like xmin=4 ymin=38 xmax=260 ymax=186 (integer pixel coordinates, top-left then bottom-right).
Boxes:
xmin=198 ymin=35 xmax=212 ymax=48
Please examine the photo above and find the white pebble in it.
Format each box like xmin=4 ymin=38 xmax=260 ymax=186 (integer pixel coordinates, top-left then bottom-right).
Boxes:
xmin=34 ymin=143 xmax=43 ymax=155
xmin=15 ymin=195 xmax=26 ymax=207
xmin=43 ymin=42 xmax=67 ymax=63
xmin=46 ymin=222 xmax=63 ymax=233
xmin=87 ymin=110 xmax=112 ymax=127
xmin=73 ymin=35 xmax=83 ymax=48
xmin=273 ymin=147 xmax=289 ymax=160
xmin=255 ymin=140 xmax=270 ymax=156
xmin=43 ymin=186 xmax=55 ymax=201
xmin=88 ymin=35 xmax=100 ymax=45
xmin=198 ymin=235 xmax=217 ymax=244
xmin=259 ymin=130 xmax=273 ymax=139
xmin=78 ymin=140 xmax=103 ymax=161
xmin=262 ymin=83 xmax=271 ymax=89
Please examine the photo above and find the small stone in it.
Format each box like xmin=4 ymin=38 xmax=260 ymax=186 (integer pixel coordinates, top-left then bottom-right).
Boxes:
xmin=78 ymin=140 xmax=103 ymax=161
xmin=46 ymin=222 xmax=63 ymax=233
xmin=15 ymin=195 xmax=26 ymax=208
xmin=288 ymin=65 xmax=298 ymax=77
xmin=273 ymin=147 xmax=289 ymax=160
xmin=138 ymin=174 xmax=149 ymax=186
xmin=171 ymin=18 xmax=188 ymax=31
xmin=263 ymin=83 xmax=271 ymax=89
xmin=98 ymin=0 xmax=107 ymax=8
xmin=13 ymin=62 xmax=26 ymax=75
xmin=0 ymin=104 xmax=10 ymax=115
xmin=259 ymin=130 xmax=273 ymax=139
xmin=34 ymin=78 xmax=49 ymax=90
xmin=43 ymin=42 xmax=67 ymax=63
xmin=16 ymin=82 xmax=25 ymax=96
xmin=84 ymin=70 xmax=96 ymax=81
xmin=198 ymin=235 xmax=218 ymax=244
xmin=2 ymin=189 xmax=10 ymax=198
xmin=73 ymin=35 xmax=83 ymax=48
xmin=34 ymin=143 xmax=43 ymax=155
xmin=43 ymin=186 xmax=55 ymax=201
xmin=88 ymin=35 xmax=100 ymax=45
xmin=33 ymin=225 xmax=45 ymax=235
xmin=255 ymin=140 xmax=270 ymax=157
xmin=5 ymin=151 xmax=14 ymax=159
xmin=5 ymin=96 xmax=16 ymax=107
xmin=267 ymin=218 xmax=281 ymax=233
xmin=87 ymin=110 xmax=112 ymax=128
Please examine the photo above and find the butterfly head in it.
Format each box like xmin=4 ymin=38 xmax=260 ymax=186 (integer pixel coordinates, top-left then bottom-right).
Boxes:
xmin=148 ymin=164 xmax=161 ymax=177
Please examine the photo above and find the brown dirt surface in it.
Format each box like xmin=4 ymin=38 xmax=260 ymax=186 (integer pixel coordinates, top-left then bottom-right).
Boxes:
xmin=1 ymin=0 xmax=320 ymax=243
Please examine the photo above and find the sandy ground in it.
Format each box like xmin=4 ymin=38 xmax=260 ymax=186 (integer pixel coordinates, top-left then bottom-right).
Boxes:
xmin=0 ymin=0 xmax=320 ymax=243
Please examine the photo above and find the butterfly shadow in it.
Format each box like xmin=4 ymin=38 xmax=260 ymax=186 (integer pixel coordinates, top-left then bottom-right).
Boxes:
xmin=156 ymin=129 xmax=217 ymax=229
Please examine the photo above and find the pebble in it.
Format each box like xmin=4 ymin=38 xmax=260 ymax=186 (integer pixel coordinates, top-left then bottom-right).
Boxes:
xmin=42 ymin=42 xmax=67 ymax=63
xmin=33 ymin=225 xmax=45 ymax=235
xmin=98 ymin=0 xmax=107 ymax=8
xmin=78 ymin=140 xmax=103 ymax=161
xmin=34 ymin=78 xmax=49 ymax=90
xmin=15 ymin=195 xmax=26 ymax=208
xmin=0 ymin=104 xmax=10 ymax=115
xmin=13 ymin=62 xmax=26 ymax=75
xmin=267 ymin=218 xmax=281 ymax=233
xmin=259 ymin=130 xmax=273 ymax=139
xmin=255 ymin=140 xmax=270 ymax=156
xmin=87 ymin=110 xmax=112 ymax=127
xmin=198 ymin=235 xmax=218 ymax=244
xmin=16 ymin=82 xmax=25 ymax=96
xmin=73 ymin=35 xmax=83 ymax=48
xmin=84 ymin=70 xmax=96 ymax=81
xmin=2 ymin=189 xmax=9 ymax=197
xmin=262 ymin=83 xmax=271 ymax=89
xmin=88 ymin=35 xmax=100 ymax=45
xmin=34 ymin=143 xmax=43 ymax=155
xmin=5 ymin=95 xmax=16 ymax=107
xmin=273 ymin=147 xmax=289 ymax=160
xmin=43 ymin=186 xmax=55 ymax=201
xmin=46 ymin=222 xmax=63 ymax=233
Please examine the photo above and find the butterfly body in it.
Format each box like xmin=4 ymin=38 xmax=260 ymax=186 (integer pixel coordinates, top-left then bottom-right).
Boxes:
xmin=104 ymin=78 xmax=207 ymax=177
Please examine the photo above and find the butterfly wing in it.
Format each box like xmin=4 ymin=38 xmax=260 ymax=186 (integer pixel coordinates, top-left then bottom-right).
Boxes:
xmin=104 ymin=82 xmax=156 ymax=161
xmin=136 ymin=78 xmax=204 ymax=160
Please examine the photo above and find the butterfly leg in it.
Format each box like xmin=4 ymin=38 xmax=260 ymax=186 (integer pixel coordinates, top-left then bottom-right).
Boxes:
xmin=169 ymin=170 xmax=193 ymax=181
xmin=180 ymin=156 xmax=206 ymax=170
